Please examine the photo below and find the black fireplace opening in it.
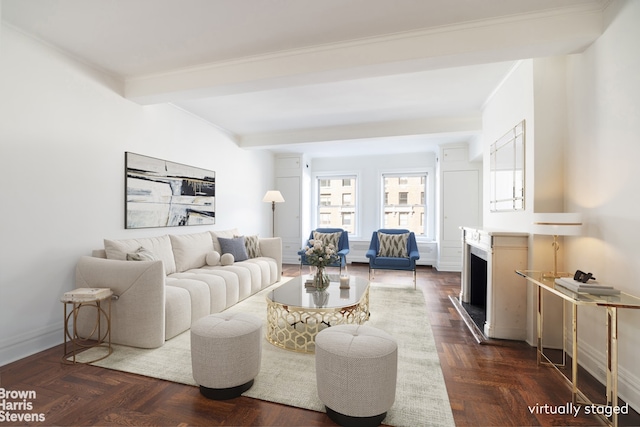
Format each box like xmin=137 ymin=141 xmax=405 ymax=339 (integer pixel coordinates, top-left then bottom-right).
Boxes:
xmin=462 ymin=248 xmax=487 ymax=332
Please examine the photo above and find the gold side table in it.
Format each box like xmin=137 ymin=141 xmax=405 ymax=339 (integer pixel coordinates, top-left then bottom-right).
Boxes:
xmin=516 ymin=270 xmax=640 ymax=427
xmin=61 ymin=288 xmax=113 ymax=364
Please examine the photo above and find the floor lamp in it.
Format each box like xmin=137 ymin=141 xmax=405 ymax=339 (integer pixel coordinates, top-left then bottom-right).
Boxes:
xmin=263 ymin=190 xmax=285 ymax=237
xmin=532 ymin=213 xmax=583 ymax=278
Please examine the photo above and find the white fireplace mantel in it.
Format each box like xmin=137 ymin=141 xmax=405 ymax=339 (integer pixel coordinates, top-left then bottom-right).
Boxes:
xmin=460 ymin=227 xmax=529 ymax=340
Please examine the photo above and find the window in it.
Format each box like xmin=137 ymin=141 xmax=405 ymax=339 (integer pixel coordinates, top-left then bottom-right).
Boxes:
xmin=316 ymin=175 xmax=357 ymax=234
xmin=382 ymin=173 xmax=427 ymax=236
xmin=398 ymin=192 xmax=408 ymax=205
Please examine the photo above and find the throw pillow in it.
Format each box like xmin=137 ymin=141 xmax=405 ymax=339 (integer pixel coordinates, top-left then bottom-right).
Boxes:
xmin=312 ymin=231 xmax=341 ymax=249
xmin=221 ymin=253 xmax=235 ymax=266
xmin=243 ymin=235 xmax=262 ymax=258
xmin=377 ymin=232 xmax=409 ymax=258
xmin=205 ymin=251 xmax=221 ymax=266
xmin=126 ymin=246 xmax=157 ymax=261
xmin=218 ymin=236 xmax=249 ymax=262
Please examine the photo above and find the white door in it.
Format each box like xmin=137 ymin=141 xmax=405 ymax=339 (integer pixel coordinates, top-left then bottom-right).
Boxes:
xmin=275 ymin=176 xmax=300 ymax=239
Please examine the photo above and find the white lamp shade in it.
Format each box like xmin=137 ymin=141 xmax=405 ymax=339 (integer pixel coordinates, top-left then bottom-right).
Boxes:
xmin=532 ymin=212 xmax=583 ymax=236
xmin=263 ymin=190 xmax=285 ymax=203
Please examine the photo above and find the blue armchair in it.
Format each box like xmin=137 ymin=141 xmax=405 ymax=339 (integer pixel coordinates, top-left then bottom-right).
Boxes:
xmin=366 ymin=229 xmax=420 ymax=289
xmin=298 ymin=228 xmax=350 ymax=273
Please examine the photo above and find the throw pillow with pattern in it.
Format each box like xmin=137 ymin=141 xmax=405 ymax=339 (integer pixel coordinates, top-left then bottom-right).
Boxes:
xmin=126 ymin=246 xmax=157 ymax=261
xmin=312 ymin=231 xmax=341 ymax=248
xmin=243 ymin=235 xmax=262 ymax=258
xmin=377 ymin=232 xmax=409 ymax=258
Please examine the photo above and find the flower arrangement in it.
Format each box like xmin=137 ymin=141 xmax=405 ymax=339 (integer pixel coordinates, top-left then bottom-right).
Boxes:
xmin=303 ymin=239 xmax=339 ymax=268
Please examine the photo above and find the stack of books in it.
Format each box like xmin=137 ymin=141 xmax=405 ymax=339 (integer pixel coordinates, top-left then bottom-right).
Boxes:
xmin=63 ymin=287 xmax=112 ymax=301
xmin=554 ymin=277 xmax=620 ymax=295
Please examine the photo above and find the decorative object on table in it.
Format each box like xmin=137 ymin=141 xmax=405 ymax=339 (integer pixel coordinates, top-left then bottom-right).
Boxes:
xmin=125 ymin=152 xmax=216 ymax=229
xmin=312 ymin=290 xmax=329 ymax=307
xmin=573 ymin=269 xmax=596 ymax=283
xmin=63 ymin=287 xmax=113 ymax=301
xmin=262 ymin=190 xmax=285 ymax=237
xmin=302 ymin=238 xmax=340 ymax=291
xmin=532 ymin=213 xmax=583 ymax=278
xmin=555 ymin=277 xmax=620 ymax=295
xmin=298 ymin=228 xmax=350 ymax=274
xmin=339 ymin=274 xmax=350 ymax=289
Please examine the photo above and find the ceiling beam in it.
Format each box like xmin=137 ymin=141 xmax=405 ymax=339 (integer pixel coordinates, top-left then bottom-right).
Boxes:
xmin=125 ymin=6 xmax=603 ymax=105
xmin=238 ymin=116 xmax=482 ymax=149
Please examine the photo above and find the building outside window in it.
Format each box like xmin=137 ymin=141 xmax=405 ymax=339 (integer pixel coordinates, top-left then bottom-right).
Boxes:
xmin=316 ymin=175 xmax=357 ymax=234
xmin=319 ymin=212 xmax=331 ymax=226
xmin=382 ymin=172 xmax=427 ymax=236
xmin=398 ymin=192 xmax=408 ymax=205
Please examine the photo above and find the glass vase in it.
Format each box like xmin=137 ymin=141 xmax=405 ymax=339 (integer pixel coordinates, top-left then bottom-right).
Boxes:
xmin=313 ymin=267 xmax=330 ymax=291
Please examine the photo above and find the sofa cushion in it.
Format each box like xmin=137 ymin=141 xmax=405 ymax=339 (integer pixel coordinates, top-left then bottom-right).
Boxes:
xmin=244 ymin=235 xmax=262 ymax=258
xmin=104 ymin=235 xmax=177 ymax=275
xmin=219 ymin=236 xmax=249 ymax=262
xmin=377 ymin=232 xmax=409 ymax=258
xmin=170 ymin=232 xmax=214 ymax=272
xmin=210 ymin=229 xmax=240 ymax=253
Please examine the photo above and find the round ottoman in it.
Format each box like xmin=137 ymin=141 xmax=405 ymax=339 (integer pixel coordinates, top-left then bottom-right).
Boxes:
xmin=191 ymin=312 xmax=262 ymax=400
xmin=315 ymin=324 xmax=398 ymax=427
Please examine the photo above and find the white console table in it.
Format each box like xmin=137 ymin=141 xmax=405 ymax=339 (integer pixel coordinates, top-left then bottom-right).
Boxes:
xmin=460 ymin=227 xmax=529 ymax=340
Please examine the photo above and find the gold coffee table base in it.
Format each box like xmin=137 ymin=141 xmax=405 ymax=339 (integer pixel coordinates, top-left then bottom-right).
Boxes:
xmin=266 ymin=287 xmax=370 ymax=354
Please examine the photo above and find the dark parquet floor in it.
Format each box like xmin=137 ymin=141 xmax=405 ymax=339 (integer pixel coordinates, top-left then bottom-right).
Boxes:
xmin=1 ymin=263 xmax=637 ymax=426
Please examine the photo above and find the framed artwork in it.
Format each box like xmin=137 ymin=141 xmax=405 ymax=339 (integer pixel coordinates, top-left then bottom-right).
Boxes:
xmin=125 ymin=152 xmax=215 ymax=229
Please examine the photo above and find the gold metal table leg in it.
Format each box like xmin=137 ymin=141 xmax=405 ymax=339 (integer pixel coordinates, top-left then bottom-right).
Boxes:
xmin=572 ymin=303 xmax=578 ymax=405
xmin=607 ymin=307 xmax=618 ymax=427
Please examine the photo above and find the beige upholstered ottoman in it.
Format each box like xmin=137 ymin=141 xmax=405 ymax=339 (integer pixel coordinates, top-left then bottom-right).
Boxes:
xmin=191 ymin=312 xmax=262 ymax=400
xmin=315 ymin=324 xmax=398 ymax=427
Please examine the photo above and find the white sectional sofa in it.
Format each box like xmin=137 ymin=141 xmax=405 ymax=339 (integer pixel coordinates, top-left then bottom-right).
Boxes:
xmin=74 ymin=229 xmax=282 ymax=349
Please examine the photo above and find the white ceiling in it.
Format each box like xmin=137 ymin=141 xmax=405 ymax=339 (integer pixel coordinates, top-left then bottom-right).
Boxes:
xmin=0 ymin=0 xmax=608 ymax=158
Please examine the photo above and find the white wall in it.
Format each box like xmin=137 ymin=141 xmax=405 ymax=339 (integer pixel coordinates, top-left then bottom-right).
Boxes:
xmin=481 ymin=60 xmax=535 ymax=232
xmin=0 ymin=25 xmax=275 ymax=365
xmin=310 ymin=152 xmax=437 ymax=242
xmin=565 ymin=0 xmax=640 ymax=410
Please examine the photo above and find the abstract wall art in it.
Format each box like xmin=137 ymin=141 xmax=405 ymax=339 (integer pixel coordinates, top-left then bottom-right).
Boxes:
xmin=125 ymin=152 xmax=215 ymax=229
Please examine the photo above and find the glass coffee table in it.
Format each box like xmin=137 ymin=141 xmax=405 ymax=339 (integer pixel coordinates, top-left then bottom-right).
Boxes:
xmin=266 ymin=275 xmax=370 ymax=353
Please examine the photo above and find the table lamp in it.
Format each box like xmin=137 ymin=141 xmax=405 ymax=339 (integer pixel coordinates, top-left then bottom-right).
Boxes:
xmin=533 ymin=213 xmax=583 ymax=278
xmin=263 ymin=190 xmax=285 ymax=237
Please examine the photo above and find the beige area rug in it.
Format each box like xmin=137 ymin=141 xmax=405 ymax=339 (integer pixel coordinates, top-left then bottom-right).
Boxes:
xmin=79 ymin=280 xmax=455 ymax=427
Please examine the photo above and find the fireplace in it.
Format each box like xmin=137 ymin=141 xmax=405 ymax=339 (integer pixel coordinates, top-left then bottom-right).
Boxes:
xmin=457 ymin=227 xmax=529 ymax=341
xmin=462 ymin=246 xmax=488 ymax=331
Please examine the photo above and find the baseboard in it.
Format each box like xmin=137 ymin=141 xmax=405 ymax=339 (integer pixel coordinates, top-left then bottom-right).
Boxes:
xmin=570 ymin=339 xmax=640 ymax=414
xmin=435 ymin=261 xmax=462 ymax=272
xmin=0 ymin=322 xmax=63 ymax=367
